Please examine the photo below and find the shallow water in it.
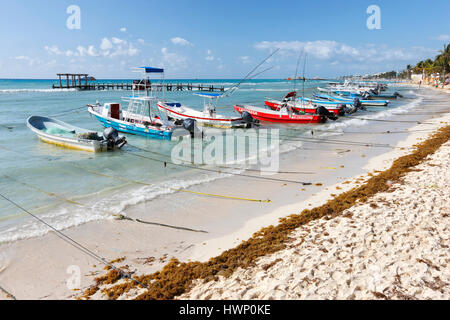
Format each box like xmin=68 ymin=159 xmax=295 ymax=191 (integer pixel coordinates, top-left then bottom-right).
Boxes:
xmin=0 ymin=78 xmax=443 ymax=243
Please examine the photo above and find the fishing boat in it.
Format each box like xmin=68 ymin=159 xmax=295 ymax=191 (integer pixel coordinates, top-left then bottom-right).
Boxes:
xmin=233 ymin=105 xmax=327 ymax=124
xmin=318 ymin=86 xmax=400 ymax=100
xmin=264 ymin=99 xmax=347 ymax=115
xmin=27 ymin=116 xmax=126 ymax=152
xmin=298 ymin=96 xmax=355 ymax=107
xmin=265 ymin=91 xmax=345 ymax=116
xmin=88 ymin=67 xmax=195 ymax=140
xmin=157 ymin=92 xmax=246 ymax=128
xmin=313 ymin=93 xmax=389 ymax=106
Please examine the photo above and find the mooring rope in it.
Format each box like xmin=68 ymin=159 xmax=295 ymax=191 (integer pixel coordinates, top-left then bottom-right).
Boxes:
xmin=125 ymin=144 xmax=313 ymax=185
xmin=71 ymin=164 xmax=271 ymax=203
xmin=112 ymin=214 xmax=208 ymax=233
xmin=0 ymin=284 xmax=16 ymax=300
xmin=3 ymin=175 xmax=83 ymax=206
xmin=0 ymin=192 xmax=150 ymax=291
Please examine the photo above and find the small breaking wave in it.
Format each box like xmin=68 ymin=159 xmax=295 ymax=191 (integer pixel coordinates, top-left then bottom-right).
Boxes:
xmin=0 ymin=88 xmax=77 ymax=93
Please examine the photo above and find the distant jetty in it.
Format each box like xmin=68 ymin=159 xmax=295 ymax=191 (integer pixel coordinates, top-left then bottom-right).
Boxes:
xmin=52 ymin=73 xmax=225 ymax=92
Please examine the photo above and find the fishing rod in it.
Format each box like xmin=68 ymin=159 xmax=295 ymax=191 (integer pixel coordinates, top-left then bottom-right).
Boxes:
xmin=292 ymin=50 xmax=304 ymax=94
xmin=301 ymin=53 xmax=307 ymax=107
xmin=49 ymin=106 xmax=86 ymax=117
xmin=213 ymin=66 xmax=275 ymax=110
xmin=223 ymin=48 xmax=279 ymax=97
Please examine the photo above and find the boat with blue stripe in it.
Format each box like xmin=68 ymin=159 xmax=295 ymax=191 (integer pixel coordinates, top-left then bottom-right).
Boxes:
xmin=88 ymin=67 xmax=194 ymax=140
xmin=313 ymin=93 xmax=390 ymax=107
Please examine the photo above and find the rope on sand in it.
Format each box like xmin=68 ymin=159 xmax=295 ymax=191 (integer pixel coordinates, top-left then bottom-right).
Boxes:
xmin=0 ymin=284 xmax=16 ymax=300
xmin=0 ymin=192 xmax=150 ymax=291
xmin=112 ymin=214 xmax=208 ymax=233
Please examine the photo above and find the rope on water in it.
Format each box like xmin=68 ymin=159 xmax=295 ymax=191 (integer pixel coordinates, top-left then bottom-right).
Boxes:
xmin=71 ymin=164 xmax=271 ymax=203
xmin=125 ymin=144 xmax=313 ymax=186
xmin=3 ymin=175 xmax=83 ymax=206
xmin=112 ymin=214 xmax=208 ymax=233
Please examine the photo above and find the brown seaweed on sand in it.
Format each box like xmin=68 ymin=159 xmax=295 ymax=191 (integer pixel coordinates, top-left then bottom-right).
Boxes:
xmin=82 ymin=125 xmax=450 ymax=300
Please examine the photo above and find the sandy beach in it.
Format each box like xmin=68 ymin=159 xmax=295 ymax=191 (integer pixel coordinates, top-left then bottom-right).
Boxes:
xmin=180 ymin=138 xmax=450 ymax=300
xmin=0 ymin=88 xmax=449 ymax=300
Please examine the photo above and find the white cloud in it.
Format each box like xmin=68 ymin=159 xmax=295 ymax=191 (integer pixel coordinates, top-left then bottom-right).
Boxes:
xmin=111 ymin=37 xmax=126 ymax=45
xmin=171 ymin=37 xmax=193 ymax=46
xmin=206 ymin=49 xmax=214 ymax=61
xmin=100 ymin=38 xmax=113 ymax=50
xmin=12 ymin=55 xmax=40 ymax=66
xmin=120 ymin=27 xmax=127 ymax=33
xmin=44 ymin=36 xmax=141 ymax=59
xmin=137 ymin=38 xmax=145 ymax=44
xmin=161 ymin=47 xmax=187 ymax=70
xmin=44 ymin=45 xmax=62 ymax=55
xmin=435 ymin=34 xmax=450 ymax=41
xmin=239 ymin=56 xmax=251 ymax=64
xmin=254 ymin=40 xmax=437 ymax=63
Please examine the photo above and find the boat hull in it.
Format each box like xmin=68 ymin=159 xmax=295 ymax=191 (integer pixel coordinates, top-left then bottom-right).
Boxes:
xmin=234 ymin=105 xmax=326 ymax=124
xmin=264 ymin=100 xmax=343 ymax=115
xmin=27 ymin=116 xmax=107 ymax=152
xmin=88 ymin=107 xmax=173 ymax=140
xmin=157 ymin=102 xmax=246 ymax=128
xmin=313 ymin=93 xmax=389 ymax=106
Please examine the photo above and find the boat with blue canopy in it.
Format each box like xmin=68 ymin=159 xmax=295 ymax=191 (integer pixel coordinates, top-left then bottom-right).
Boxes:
xmin=88 ymin=67 xmax=194 ymax=140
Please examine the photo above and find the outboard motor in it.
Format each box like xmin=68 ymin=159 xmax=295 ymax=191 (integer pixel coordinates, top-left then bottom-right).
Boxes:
xmin=343 ymin=104 xmax=357 ymax=114
xmin=337 ymin=104 xmax=346 ymax=116
xmin=242 ymin=111 xmax=255 ymax=128
xmin=316 ymin=106 xmax=337 ymax=121
xmin=394 ymin=91 xmax=403 ymax=98
xmin=182 ymin=118 xmax=197 ymax=138
xmin=361 ymin=91 xmax=370 ymax=100
xmin=103 ymin=127 xmax=126 ymax=149
xmin=352 ymin=98 xmax=366 ymax=111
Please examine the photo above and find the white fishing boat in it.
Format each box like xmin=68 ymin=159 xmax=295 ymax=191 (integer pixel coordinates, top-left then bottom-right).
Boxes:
xmin=27 ymin=116 xmax=126 ymax=152
xmin=88 ymin=67 xmax=195 ymax=140
xmin=157 ymin=92 xmax=246 ymax=128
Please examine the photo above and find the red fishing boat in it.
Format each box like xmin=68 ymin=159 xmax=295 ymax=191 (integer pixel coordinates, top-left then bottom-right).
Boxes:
xmin=264 ymin=99 xmax=344 ymax=116
xmin=233 ymin=105 xmax=327 ymax=124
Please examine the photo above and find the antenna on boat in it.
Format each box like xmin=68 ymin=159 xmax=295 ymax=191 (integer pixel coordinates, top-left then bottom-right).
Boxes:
xmin=301 ymin=53 xmax=307 ymax=107
xmin=223 ymin=48 xmax=279 ymax=97
xmin=293 ymin=50 xmax=304 ymax=96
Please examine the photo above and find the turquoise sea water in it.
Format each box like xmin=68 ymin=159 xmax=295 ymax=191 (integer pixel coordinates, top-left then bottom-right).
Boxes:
xmin=0 ymin=78 xmax=434 ymax=242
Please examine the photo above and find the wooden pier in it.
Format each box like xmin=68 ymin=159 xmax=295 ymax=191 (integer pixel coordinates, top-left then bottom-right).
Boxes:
xmin=52 ymin=73 xmax=225 ymax=92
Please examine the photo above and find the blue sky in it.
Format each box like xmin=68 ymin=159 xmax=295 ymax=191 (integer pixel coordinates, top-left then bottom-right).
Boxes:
xmin=0 ymin=0 xmax=449 ymax=79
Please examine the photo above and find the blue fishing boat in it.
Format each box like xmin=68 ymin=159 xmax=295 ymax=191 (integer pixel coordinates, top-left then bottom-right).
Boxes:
xmin=313 ymin=93 xmax=389 ymax=107
xmin=297 ymin=96 xmax=353 ymax=107
xmin=88 ymin=67 xmax=194 ymax=140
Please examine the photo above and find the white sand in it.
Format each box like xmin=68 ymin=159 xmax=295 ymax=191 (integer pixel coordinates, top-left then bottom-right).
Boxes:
xmin=179 ymin=141 xmax=450 ymax=300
